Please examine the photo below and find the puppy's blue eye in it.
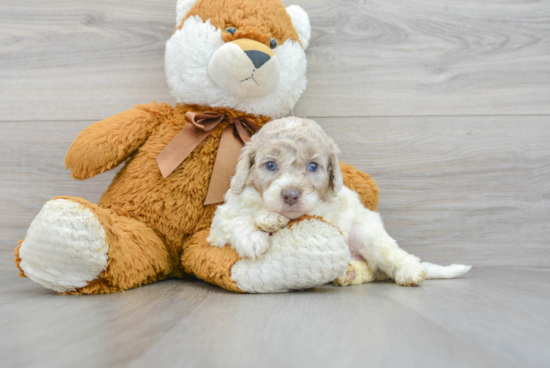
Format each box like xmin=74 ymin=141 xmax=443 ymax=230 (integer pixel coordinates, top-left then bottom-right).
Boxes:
xmin=266 ymin=161 xmax=277 ymax=171
xmin=308 ymin=163 xmax=318 ymax=172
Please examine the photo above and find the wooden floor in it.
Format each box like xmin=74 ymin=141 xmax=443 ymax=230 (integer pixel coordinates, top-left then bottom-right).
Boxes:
xmin=2 ymin=261 xmax=550 ymax=368
xmin=1 ymin=0 xmax=549 ymax=367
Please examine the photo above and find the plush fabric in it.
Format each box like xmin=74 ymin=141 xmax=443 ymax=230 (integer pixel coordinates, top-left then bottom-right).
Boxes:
xmin=231 ymin=217 xmax=350 ymax=293
xmin=165 ymin=12 xmax=308 ymax=118
xmin=181 ymin=0 xmax=301 ymax=47
xmin=340 ymin=162 xmax=379 ymax=212
xmin=17 ymin=198 xmax=109 ymax=293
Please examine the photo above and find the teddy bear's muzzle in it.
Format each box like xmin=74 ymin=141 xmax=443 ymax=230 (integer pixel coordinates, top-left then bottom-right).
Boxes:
xmin=208 ymin=39 xmax=281 ymax=99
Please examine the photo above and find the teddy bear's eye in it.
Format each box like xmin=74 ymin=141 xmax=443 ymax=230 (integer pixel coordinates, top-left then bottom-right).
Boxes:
xmin=225 ymin=26 xmax=237 ymax=36
xmin=270 ymin=38 xmax=278 ymax=50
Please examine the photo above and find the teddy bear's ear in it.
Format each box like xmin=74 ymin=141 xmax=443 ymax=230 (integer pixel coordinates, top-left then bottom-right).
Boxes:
xmin=176 ymin=0 xmax=199 ymax=27
xmin=286 ymin=5 xmax=311 ymax=50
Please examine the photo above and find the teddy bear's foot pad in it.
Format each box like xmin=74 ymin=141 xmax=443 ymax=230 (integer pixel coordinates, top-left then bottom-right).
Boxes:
xmin=19 ymin=199 xmax=109 ymax=293
xmin=231 ymin=219 xmax=350 ymax=293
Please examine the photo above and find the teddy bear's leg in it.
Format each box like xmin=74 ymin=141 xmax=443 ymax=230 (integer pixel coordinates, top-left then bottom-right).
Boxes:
xmin=182 ymin=229 xmax=245 ymax=293
xmin=14 ymin=196 xmax=173 ymax=294
xmin=183 ymin=217 xmax=351 ymax=294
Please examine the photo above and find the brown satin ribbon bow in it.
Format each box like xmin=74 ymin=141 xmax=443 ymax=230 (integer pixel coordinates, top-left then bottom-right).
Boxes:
xmin=156 ymin=111 xmax=260 ymax=205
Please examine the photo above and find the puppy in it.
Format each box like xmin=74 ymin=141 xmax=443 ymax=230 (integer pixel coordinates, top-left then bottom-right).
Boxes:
xmin=208 ymin=117 xmax=471 ymax=286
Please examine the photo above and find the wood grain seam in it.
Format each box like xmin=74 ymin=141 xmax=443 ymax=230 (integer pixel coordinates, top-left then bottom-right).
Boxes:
xmin=3 ymin=113 xmax=550 ymax=124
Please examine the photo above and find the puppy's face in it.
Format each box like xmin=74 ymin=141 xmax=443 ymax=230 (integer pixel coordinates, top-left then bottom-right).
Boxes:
xmin=252 ymin=136 xmax=329 ymax=219
xmin=231 ymin=117 xmax=343 ymax=219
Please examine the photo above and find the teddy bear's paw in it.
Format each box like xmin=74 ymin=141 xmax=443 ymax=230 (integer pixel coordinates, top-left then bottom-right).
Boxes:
xmin=233 ymin=230 xmax=270 ymax=260
xmin=395 ymin=262 xmax=427 ymax=287
xmin=254 ymin=210 xmax=289 ymax=233
xmin=18 ymin=199 xmax=109 ymax=293
xmin=333 ymin=260 xmax=375 ymax=287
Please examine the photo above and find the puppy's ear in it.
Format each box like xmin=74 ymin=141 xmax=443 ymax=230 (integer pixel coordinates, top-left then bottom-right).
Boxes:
xmin=327 ymin=139 xmax=343 ymax=199
xmin=231 ymin=142 xmax=255 ymax=194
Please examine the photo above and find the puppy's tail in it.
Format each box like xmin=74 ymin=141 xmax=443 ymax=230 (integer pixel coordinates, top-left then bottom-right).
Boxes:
xmin=421 ymin=262 xmax=472 ymax=279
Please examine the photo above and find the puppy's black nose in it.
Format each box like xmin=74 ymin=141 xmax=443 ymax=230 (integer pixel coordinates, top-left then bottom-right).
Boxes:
xmin=245 ymin=50 xmax=271 ymax=69
xmin=282 ymin=190 xmax=301 ymax=206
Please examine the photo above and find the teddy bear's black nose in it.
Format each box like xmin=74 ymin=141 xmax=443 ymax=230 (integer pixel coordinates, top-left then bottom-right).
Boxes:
xmin=245 ymin=50 xmax=271 ymax=69
xmin=282 ymin=189 xmax=301 ymax=206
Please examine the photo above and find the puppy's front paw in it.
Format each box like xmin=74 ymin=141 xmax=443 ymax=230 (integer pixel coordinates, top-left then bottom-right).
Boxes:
xmin=233 ymin=230 xmax=270 ymax=260
xmin=395 ymin=263 xmax=427 ymax=287
xmin=254 ymin=211 xmax=289 ymax=233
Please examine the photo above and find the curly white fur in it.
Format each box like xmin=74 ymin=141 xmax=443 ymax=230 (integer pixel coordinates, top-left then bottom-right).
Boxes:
xmin=209 ymin=117 xmax=471 ymax=287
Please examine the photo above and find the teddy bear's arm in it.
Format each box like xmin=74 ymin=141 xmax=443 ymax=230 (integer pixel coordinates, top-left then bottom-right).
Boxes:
xmin=339 ymin=162 xmax=379 ymax=211
xmin=65 ymin=107 xmax=159 ymax=180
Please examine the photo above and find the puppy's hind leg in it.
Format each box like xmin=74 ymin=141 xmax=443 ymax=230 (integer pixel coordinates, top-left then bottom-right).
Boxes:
xmin=333 ymin=260 xmax=376 ymax=286
xmin=352 ymin=210 xmax=426 ymax=286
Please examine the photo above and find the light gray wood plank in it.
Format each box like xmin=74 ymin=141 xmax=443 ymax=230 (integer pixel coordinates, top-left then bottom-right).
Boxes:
xmin=297 ymin=0 xmax=550 ymax=117
xmin=0 ymin=0 xmax=176 ymax=122
xmin=1 ymin=0 xmax=550 ymax=121
xmin=1 ymin=117 xmax=549 ymax=267
xmin=384 ymin=267 xmax=550 ymax=367
xmin=1 ymin=264 xmax=548 ymax=368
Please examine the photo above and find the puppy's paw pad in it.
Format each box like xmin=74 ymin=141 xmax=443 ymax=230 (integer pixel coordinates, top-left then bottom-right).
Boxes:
xmin=395 ymin=264 xmax=426 ymax=287
xmin=333 ymin=260 xmax=374 ymax=286
xmin=333 ymin=268 xmax=356 ymax=287
xmin=254 ymin=212 xmax=289 ymax=233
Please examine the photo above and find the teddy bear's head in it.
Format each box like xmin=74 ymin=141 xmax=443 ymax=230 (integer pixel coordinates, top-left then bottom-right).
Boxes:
xmin=165 ymin=0 xmax=311 ymax=118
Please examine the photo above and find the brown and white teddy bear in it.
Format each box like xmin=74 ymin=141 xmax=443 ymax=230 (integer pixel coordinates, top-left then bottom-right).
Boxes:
xmin=14 ymin=0 xmax=380 ymax=294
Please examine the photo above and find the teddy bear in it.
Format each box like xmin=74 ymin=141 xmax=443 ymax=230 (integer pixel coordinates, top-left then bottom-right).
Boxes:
xmin=13 ymin=0 xmax=379 ymax=294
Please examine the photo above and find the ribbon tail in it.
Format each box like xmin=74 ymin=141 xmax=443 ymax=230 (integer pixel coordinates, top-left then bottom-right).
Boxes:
xmin=204 ymin=125 xmax=244 ymax=205
xmin=156 ymin=124 xmax=211 ymax=179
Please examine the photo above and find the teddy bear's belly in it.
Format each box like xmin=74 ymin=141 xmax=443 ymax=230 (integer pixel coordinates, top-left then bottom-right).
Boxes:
xmin=99 ymin=127 xmax=219 ymax=246
xmin=231 ymin=218 xmax=351 ymax=293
